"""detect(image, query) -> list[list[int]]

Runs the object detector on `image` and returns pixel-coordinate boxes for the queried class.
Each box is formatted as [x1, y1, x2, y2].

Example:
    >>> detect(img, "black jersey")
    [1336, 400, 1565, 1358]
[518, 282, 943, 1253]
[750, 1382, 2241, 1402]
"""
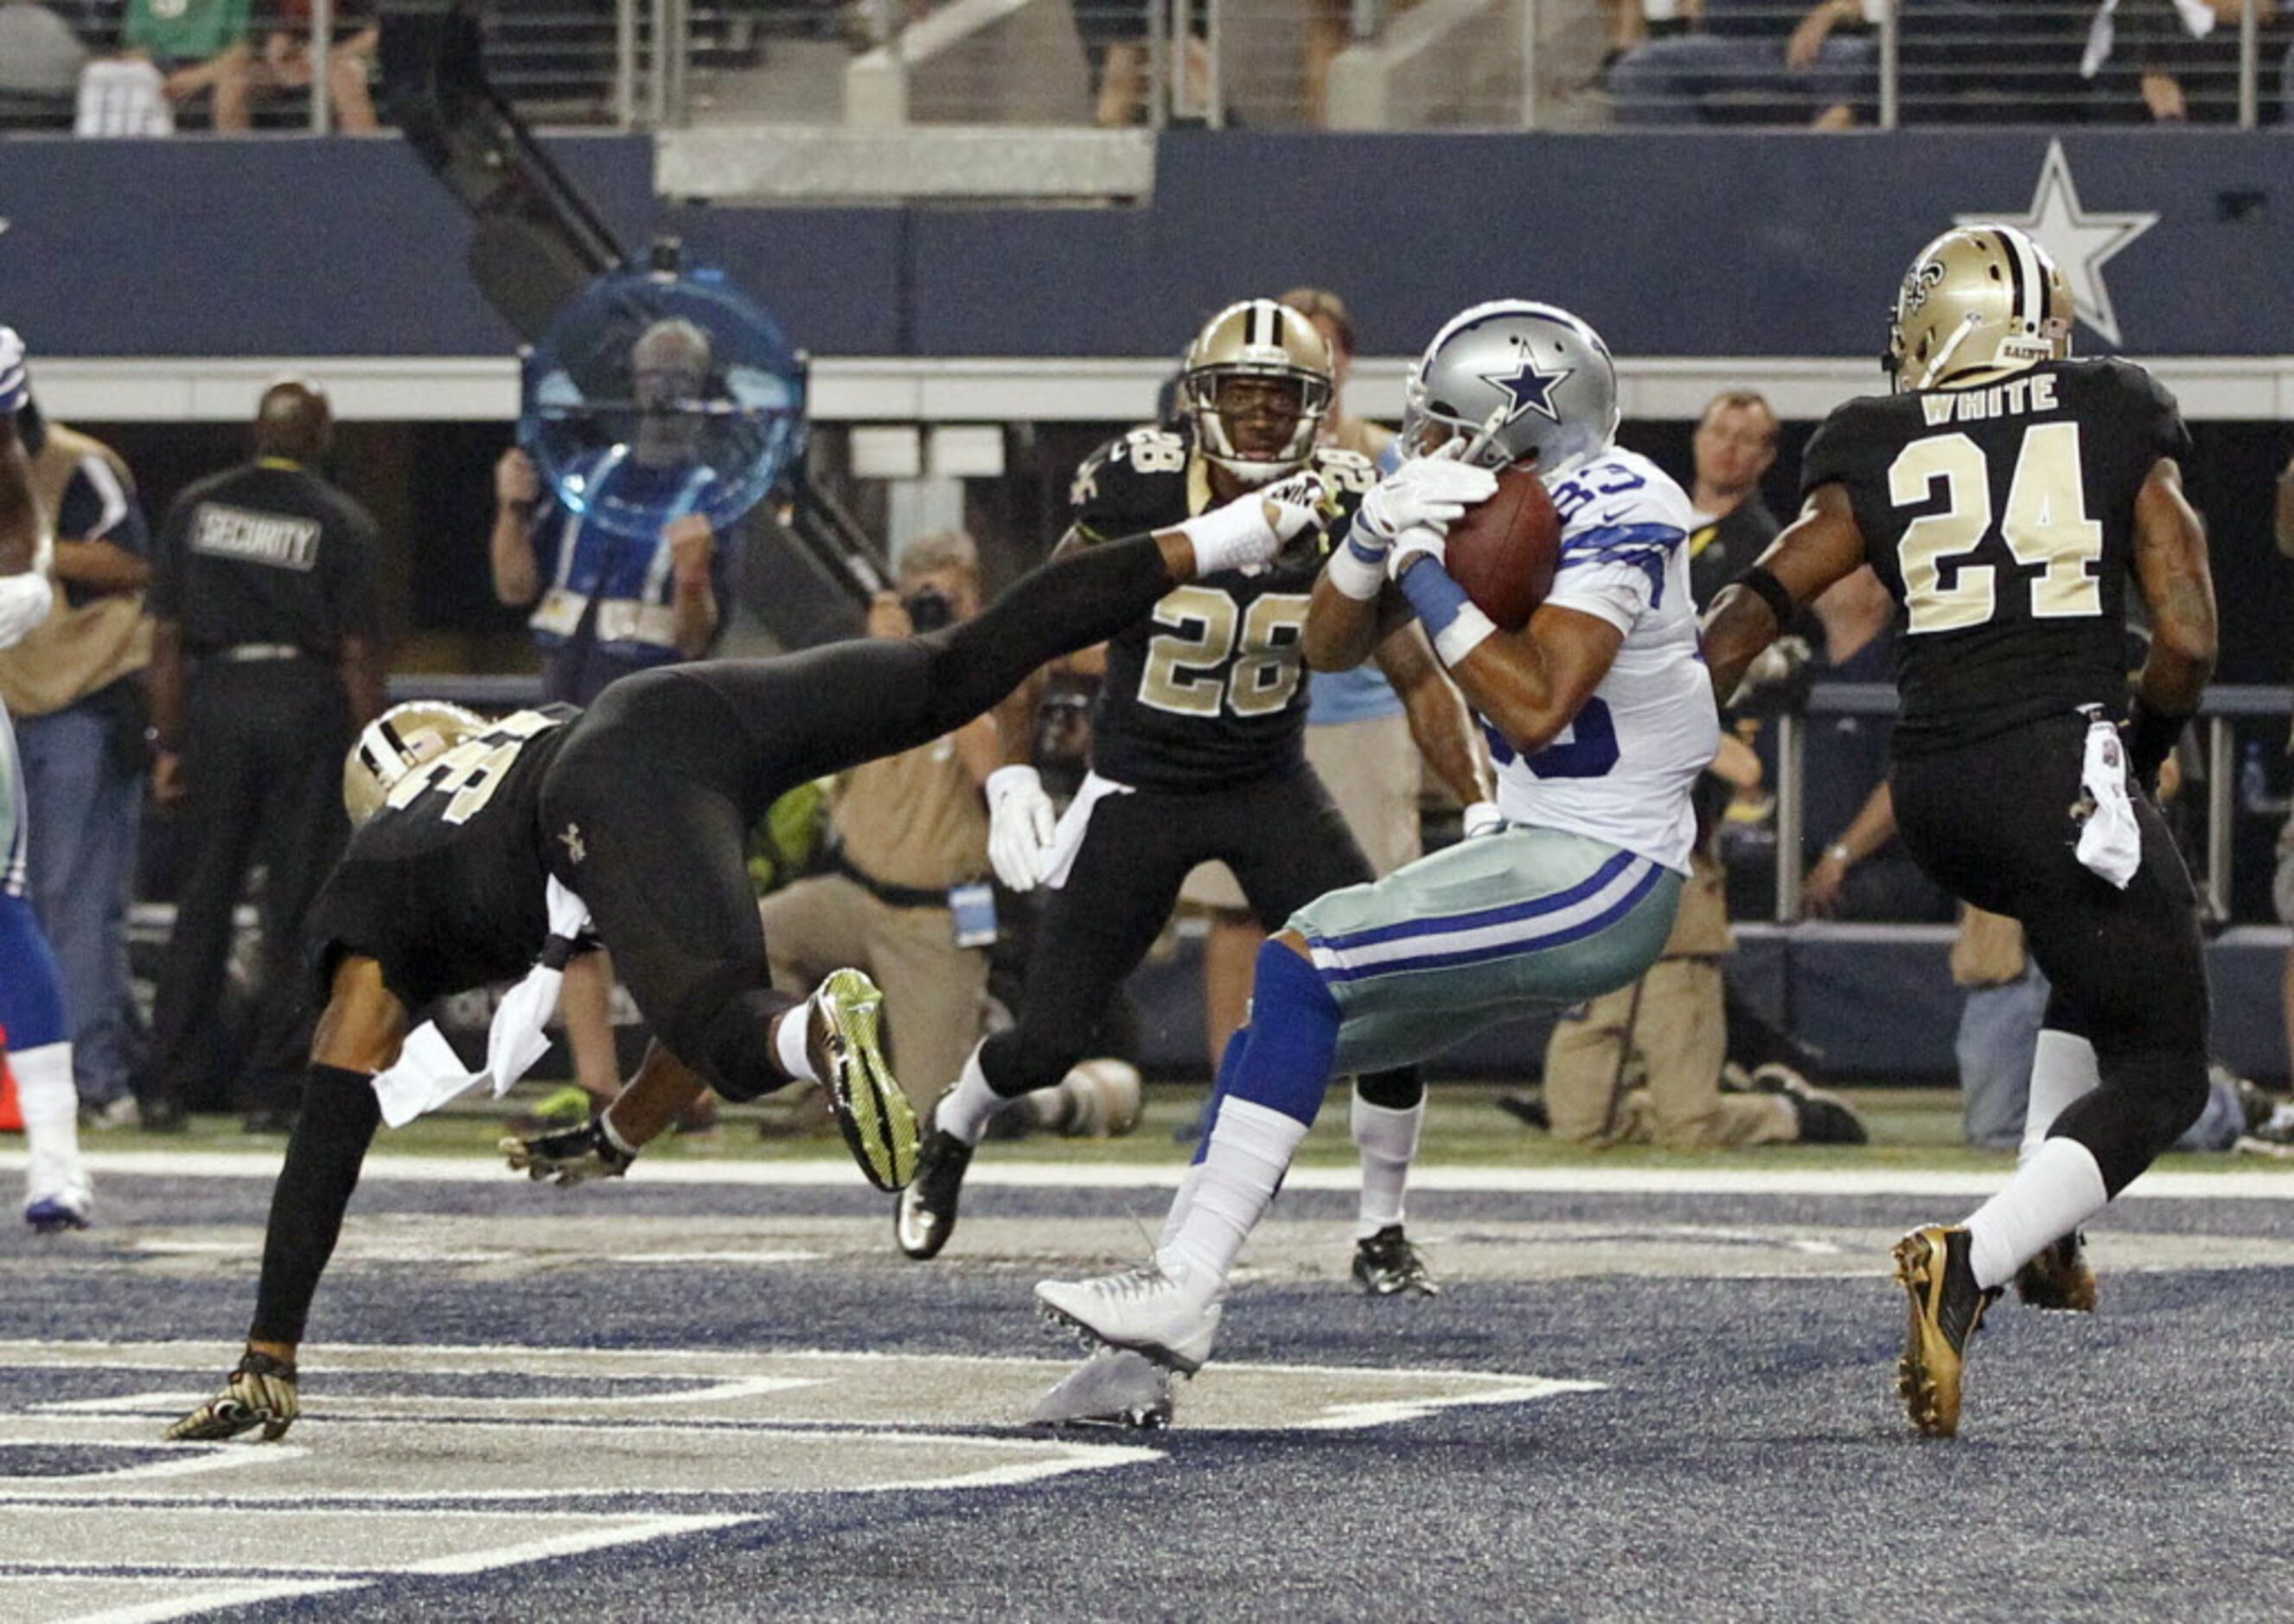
[308, 705, 578, 1009]
[1801, 358, 2190, 756]
[150, 459, 380, 660]
[1066, 422, 1376, 791]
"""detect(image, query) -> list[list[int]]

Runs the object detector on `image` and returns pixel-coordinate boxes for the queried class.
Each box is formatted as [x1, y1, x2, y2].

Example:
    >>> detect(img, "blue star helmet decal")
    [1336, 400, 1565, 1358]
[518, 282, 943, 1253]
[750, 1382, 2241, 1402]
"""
[1482, 346, 1573, 426]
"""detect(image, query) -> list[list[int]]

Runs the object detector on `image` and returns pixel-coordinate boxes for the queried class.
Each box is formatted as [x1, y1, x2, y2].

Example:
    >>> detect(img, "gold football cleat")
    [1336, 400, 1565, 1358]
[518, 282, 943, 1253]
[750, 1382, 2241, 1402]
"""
[1893, 1224, 1999, 1440]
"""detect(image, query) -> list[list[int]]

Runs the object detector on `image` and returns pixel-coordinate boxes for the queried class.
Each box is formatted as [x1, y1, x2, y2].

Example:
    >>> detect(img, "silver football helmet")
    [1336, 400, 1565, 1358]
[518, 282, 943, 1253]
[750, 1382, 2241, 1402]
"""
[342, 701, 486, 826]
[1400, 301, 1620, 479]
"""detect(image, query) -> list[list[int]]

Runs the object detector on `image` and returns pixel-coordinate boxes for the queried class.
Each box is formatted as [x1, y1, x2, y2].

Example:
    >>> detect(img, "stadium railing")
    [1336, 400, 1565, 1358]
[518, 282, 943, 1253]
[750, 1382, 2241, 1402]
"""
[18, 0, 2279, 136]
[1768, 681, 2289, 923]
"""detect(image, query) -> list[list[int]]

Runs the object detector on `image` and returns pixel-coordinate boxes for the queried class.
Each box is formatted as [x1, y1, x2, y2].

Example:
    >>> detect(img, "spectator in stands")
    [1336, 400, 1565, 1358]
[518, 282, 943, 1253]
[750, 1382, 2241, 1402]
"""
[1077, 0, 1212, 125]
[2078, 0, 2284, 122]
[1608, 0, 1877, 126]
[0, 0, 88, 129]
[140, 380, 384, 1134]
[489, 317, 740, 1127]
[757, 530, 997, 1120]
[242, 0, 380, 132]
[123, 0, 255, 130]
[0, 393, 152, 1126]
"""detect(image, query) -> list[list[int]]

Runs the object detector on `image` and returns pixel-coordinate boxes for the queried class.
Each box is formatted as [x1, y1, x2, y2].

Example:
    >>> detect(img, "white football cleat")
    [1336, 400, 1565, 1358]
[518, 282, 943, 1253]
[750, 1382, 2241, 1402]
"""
[1035, 1258, 1224, 1375]
[24, 1180, 92, 1234]
[1029, 1347, 1175, 1429]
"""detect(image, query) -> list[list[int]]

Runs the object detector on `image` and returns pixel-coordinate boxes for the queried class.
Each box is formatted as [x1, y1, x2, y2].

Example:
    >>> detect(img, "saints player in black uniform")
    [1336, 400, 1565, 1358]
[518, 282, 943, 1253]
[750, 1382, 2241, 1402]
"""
[160, 487, 1323, 1443]
[898, 299, 1490, 1298]
[1701, 224, 2217, 1439]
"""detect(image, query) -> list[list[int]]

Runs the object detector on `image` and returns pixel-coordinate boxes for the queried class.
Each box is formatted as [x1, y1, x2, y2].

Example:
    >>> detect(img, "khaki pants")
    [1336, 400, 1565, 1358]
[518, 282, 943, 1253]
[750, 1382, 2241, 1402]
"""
[758, 873, 988, 1112]
[1542, 958, 1796, 1148]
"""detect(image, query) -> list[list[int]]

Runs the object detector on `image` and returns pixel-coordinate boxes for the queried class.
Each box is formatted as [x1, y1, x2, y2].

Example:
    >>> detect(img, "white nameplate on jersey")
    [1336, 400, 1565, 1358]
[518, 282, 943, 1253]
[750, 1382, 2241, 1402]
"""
[949, 882, 997, 949]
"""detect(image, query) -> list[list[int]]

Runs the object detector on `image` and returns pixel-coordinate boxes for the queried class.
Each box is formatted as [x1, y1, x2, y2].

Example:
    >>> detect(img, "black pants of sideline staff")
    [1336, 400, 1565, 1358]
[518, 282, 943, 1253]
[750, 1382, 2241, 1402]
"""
[142, 658, 352, 1125]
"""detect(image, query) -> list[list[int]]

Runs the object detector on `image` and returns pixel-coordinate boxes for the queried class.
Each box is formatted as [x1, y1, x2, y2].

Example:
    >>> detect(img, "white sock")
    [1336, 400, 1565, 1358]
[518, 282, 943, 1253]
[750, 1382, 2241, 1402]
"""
[1158, 1097, 1307, 1284]
[1160, 1161, 1208, 1252]
[1350, 1091, 1422, 1240]
[16, 1042, 84, 1201]
[2020, 1028, 2100, 1167]
[934, 1043, 1007, 1147]
[1964, 1135, 2109, 1291]
[772, 1002, 815, 1085]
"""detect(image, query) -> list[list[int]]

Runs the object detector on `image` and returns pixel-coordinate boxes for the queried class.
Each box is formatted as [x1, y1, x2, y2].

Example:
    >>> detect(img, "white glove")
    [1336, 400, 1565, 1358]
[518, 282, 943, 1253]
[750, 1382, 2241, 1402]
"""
[1356, 448, 1497, 547]
[1179, 471, 1327, 578]
[0, 570, 53, 650]
[986, 764, 1060, 892]
[1385, 524, 1448, 584]
[1462, 800, 1506, 838]
[0, 327, 25, 416]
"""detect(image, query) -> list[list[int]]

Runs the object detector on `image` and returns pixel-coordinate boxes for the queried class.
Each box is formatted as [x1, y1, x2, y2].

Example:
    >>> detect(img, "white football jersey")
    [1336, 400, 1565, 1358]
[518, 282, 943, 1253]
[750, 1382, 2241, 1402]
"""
[1488, 447, 1718, 873]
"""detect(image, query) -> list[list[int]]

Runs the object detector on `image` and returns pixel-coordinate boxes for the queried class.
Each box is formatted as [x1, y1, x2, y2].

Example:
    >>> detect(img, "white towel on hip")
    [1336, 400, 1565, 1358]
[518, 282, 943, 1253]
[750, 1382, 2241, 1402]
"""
[369, 877, 596, 1128]
[1040, 771, 1137, 891]
[2074, 715, 2143, 890]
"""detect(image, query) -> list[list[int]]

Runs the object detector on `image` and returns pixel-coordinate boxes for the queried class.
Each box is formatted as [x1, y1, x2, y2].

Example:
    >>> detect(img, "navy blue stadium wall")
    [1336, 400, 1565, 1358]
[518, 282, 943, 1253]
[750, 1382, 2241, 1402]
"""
[1, 131, 2289, 358]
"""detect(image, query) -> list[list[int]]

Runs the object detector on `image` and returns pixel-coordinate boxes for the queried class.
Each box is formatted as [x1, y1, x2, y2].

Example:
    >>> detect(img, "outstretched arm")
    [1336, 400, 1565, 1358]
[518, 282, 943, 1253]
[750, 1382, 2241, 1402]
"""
[1700, 483, 1869, 710]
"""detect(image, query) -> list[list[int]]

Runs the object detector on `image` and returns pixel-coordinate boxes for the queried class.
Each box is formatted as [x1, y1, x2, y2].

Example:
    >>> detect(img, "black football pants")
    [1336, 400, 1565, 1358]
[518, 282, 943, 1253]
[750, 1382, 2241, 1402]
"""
[145, 660, 351, 1116]
[1893, 712, 2210, 1196]
[539, 531, 1178, 1102]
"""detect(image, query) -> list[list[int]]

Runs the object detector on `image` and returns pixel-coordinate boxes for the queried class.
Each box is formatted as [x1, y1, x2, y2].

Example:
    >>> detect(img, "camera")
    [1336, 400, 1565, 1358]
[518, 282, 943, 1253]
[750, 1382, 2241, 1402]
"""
[902, 585, 955, 632]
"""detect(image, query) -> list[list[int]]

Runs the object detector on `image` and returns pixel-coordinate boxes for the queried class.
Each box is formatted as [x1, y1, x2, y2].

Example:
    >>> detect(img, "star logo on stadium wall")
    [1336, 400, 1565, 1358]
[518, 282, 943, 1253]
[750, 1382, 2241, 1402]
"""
[1955, 138, 2156, 348]
[1484, 354, 1572, 425]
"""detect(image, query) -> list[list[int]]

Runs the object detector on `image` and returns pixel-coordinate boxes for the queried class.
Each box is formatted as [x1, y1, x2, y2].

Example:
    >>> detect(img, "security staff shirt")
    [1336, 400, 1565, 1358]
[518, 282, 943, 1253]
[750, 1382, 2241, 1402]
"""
[150, 457, 380, 659]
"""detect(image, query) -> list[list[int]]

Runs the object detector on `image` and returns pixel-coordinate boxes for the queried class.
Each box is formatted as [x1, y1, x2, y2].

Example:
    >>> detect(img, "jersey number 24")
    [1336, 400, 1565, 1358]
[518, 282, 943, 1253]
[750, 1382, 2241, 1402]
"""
[1888, 422, 2103, 635]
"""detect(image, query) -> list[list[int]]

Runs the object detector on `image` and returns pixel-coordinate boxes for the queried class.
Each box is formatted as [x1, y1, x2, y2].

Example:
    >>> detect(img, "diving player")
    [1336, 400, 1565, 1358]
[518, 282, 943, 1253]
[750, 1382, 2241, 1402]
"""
[1700, 224, 2215, 1438]
[0, 326, 92, 1234]
[898, 299, 1491, 1297]
[1032, 301, 1719, 1391]
[160, 473, 1326, 1443]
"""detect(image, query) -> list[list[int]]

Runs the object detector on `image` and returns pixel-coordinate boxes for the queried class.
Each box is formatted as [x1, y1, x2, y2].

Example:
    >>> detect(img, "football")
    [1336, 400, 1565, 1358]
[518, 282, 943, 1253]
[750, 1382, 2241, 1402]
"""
[1441, 464, 1562, 633]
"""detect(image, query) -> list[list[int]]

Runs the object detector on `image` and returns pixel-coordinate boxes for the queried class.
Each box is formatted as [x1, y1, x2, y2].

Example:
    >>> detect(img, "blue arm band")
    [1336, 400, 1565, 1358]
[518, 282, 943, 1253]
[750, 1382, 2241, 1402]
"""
[1396, 557, 1497, 666]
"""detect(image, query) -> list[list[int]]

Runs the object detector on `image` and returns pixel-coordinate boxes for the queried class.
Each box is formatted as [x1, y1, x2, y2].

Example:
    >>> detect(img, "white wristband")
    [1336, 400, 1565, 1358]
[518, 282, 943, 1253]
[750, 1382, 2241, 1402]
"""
[1326, 545, 1384, 601]
[1175, 502, 1273, 578]
[1431, 604, 1498, 668]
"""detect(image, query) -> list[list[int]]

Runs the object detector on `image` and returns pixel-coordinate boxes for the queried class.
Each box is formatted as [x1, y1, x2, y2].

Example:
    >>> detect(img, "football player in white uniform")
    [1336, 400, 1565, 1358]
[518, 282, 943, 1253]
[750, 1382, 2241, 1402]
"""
[1035, 302, 1719, 1391]
[0, 325, 93, 1232]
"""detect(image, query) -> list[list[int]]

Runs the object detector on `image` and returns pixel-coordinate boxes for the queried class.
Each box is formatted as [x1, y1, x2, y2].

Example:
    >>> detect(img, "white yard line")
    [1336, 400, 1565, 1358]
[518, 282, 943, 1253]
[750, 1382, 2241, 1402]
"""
[6, 1148, 2293, 1201]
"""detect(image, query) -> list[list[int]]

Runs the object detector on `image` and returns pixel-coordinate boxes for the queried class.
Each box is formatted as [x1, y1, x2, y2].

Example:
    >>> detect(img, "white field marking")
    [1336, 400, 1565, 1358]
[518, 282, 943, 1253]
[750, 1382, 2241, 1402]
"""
[0, 1438, 311, 1489]
[0, 1343, 1597, 1442]
[1291, 1377, 1605, 1432]
[393, 1512, 751, 1576]
[14, 1148, 2294, 1201]
[0, 1510, 752, 1576]
[121, 1240, 821, 1268]
[0, 1418, 1162, 1505]
[7, 1577, 365, 1624]
[41, 1372, 821, 1417]
[602, 1250, 821, 1265]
